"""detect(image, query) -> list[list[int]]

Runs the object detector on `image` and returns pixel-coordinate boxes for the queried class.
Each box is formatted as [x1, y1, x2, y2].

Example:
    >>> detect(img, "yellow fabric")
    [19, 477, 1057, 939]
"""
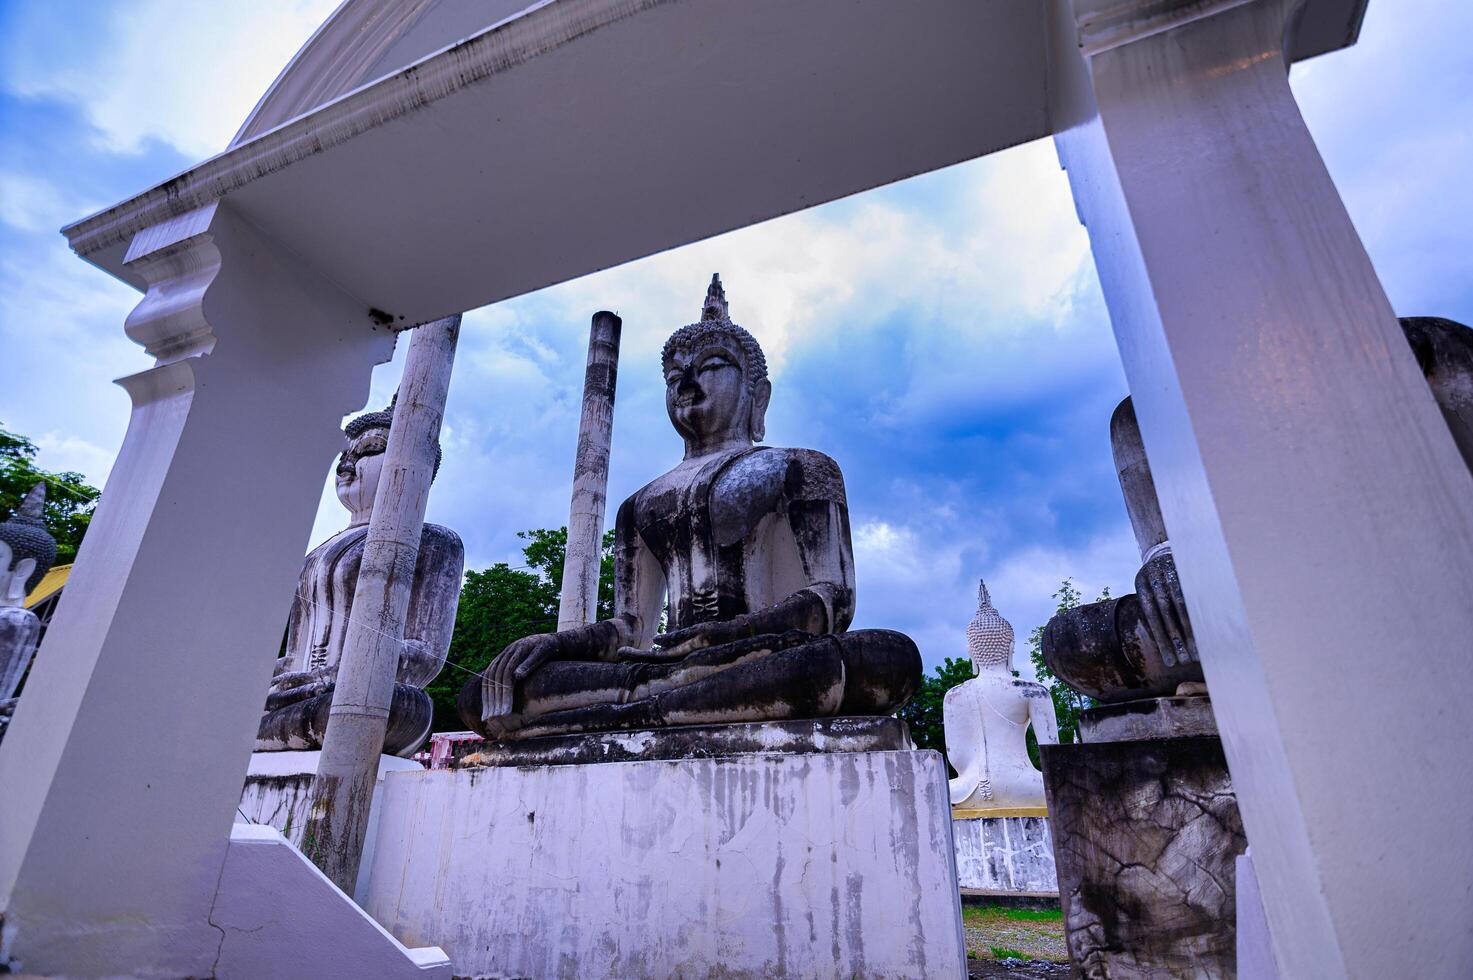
[951, 805, 1049, 820]
[23, 563, 70, 609]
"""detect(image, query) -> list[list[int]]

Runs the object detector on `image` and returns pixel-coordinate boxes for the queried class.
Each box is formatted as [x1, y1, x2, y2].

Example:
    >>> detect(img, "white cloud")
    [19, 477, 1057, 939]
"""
[1289, 0, 1473, 318]
[31, 433, 117, 486]
[2, 0, 337, 157]
[0, 173, 73, 232]
[847, 515, 1140, 680]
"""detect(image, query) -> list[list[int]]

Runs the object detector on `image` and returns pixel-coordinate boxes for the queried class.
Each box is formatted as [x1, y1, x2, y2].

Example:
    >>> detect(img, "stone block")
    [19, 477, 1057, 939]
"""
[1079, 695, 1218, 743]
[363, 747, 966, 978]
[951, 815, 1058, 895]
[452, 715, 910, 768]
[1041, 736, 1245, 978]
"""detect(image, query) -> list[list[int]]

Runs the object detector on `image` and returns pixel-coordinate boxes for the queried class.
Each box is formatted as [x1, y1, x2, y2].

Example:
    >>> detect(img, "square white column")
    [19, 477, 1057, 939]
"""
[1051, 1, 1473, 976]
[0, 203, 394, 976]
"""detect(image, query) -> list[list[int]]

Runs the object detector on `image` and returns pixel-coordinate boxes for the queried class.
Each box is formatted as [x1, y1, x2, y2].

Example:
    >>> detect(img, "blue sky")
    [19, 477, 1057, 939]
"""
[1, 1, 1470, 674]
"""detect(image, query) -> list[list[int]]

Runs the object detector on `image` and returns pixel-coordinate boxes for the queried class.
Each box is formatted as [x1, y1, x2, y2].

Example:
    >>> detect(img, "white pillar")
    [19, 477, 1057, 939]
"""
[557, 311, 621, 631]
[0, 202, 393, 976]
[304, 315, 459, 895]
[1050, 2, 1473, 977]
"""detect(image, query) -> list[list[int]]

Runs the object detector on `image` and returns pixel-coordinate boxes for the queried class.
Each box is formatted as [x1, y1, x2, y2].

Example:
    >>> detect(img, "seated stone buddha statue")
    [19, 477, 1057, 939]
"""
[458, 276, 921, 740]
[257, 401, 464, 756]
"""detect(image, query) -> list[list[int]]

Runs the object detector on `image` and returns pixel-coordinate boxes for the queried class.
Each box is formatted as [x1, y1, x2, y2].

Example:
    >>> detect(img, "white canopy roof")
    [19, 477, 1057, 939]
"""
[63, 0, 1366, 327]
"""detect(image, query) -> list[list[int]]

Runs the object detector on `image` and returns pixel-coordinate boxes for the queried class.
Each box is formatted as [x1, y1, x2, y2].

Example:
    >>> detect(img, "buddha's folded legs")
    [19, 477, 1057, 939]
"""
[833, 628, 924, 714]
[255, 683, 433, 757]
[457, 628, 921, 740]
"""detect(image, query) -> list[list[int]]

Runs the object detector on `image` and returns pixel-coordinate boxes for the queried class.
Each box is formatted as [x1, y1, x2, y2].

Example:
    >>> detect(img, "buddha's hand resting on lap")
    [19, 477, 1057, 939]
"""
[483, 633, 562, 719]
[1134, 547, 1197, 667]
[652, 617, 755, 659]
[265, 663, 337, 710]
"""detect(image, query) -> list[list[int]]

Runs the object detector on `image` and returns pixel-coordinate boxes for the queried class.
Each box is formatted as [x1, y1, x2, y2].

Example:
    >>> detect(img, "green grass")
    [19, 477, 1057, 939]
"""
[963, 904, 1063, 924]
[961, 902, 1070, 964]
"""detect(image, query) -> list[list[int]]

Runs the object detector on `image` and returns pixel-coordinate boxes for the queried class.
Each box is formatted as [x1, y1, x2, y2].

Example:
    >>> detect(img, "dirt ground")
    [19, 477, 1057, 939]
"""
[962, 904, 1072, 979]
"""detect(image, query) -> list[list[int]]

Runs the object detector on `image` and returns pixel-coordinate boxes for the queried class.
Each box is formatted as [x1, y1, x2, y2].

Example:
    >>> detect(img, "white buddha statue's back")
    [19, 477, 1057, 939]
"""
[943, 580, 1058, 810]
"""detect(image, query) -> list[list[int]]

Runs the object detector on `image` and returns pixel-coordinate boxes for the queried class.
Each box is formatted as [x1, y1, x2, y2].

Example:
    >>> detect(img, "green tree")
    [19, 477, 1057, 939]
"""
[1, 425, 101, 565]
[1027, 578, 1104, 747]
[425, 527, 615, 732]
[896, 656, 977, 776]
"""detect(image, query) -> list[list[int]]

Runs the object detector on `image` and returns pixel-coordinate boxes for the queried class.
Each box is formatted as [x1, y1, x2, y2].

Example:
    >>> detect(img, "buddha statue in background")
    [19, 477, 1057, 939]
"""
[1400, 316, 1473, 470]
[257, 401, 464, 756]
[1041, 397, 1205, 703]
[0, 483, 55, 741]
[944, 580, 1058, 810]
[458, 275, 921, 740]
[1045, 315, 1473, 704]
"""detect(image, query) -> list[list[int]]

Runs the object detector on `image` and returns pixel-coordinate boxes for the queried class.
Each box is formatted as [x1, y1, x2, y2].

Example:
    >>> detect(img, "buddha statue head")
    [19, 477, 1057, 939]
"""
[336, 396, 442, 526]
[0, 483, 55, 598]
[966, 580, 1015, 675]
[661, 274, 772, 455]
[1400, 316, 1473, 471]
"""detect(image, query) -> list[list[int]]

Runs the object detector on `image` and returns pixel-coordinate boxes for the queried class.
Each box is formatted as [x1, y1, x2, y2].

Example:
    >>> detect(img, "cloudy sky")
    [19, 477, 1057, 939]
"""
[1, 1, 1470, 675]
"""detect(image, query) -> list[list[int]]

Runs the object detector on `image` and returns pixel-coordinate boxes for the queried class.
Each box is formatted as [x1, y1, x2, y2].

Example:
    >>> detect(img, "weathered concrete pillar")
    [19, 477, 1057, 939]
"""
[1050, 2, 1473, 976]
[557, 311, 621, 631]
[0, 202, 393, 976]
[303, 315, 460, 895]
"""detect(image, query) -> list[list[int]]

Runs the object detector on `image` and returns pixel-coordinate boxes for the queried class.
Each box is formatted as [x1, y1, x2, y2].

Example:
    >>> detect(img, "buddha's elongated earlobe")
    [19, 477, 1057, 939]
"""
[749, 378, 772, 442]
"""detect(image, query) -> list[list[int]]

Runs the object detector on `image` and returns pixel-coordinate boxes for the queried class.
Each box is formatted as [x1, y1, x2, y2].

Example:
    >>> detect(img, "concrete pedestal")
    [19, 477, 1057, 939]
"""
[951, 813, 1057, 896]
[1041, 719, 1245, 978]
[237, 751, 421, 905]
[362, 745, 965, 978]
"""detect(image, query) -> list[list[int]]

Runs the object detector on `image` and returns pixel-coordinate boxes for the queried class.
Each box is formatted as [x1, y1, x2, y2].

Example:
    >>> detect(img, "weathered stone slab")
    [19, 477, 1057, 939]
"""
[364, 748, 965, 978]
[453, 715, 911, 768]
[1079, 695, 1217, 743]
[1041, 737, 1245, 978]
[952, 815, 1058, 895]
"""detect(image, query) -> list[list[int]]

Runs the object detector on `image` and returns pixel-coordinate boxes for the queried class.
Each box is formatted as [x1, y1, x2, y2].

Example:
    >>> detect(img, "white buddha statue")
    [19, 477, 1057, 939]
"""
[0, 483, 54, 741]
[943, 580, 1058, 810]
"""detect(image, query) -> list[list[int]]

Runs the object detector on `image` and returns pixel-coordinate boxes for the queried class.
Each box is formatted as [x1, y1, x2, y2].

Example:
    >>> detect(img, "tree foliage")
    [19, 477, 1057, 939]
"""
[425, 527, 615, 732]
[1027, 578, 1103, 746]
[896, 655, 976, 776]
[1, 425, 101, 565]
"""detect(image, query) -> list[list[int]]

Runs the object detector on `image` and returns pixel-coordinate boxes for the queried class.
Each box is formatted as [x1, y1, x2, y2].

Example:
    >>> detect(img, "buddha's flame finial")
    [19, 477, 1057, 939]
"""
[701, 273, 729, 321]
[19, 482, 45, 520]
[978, 578, 992, 609]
